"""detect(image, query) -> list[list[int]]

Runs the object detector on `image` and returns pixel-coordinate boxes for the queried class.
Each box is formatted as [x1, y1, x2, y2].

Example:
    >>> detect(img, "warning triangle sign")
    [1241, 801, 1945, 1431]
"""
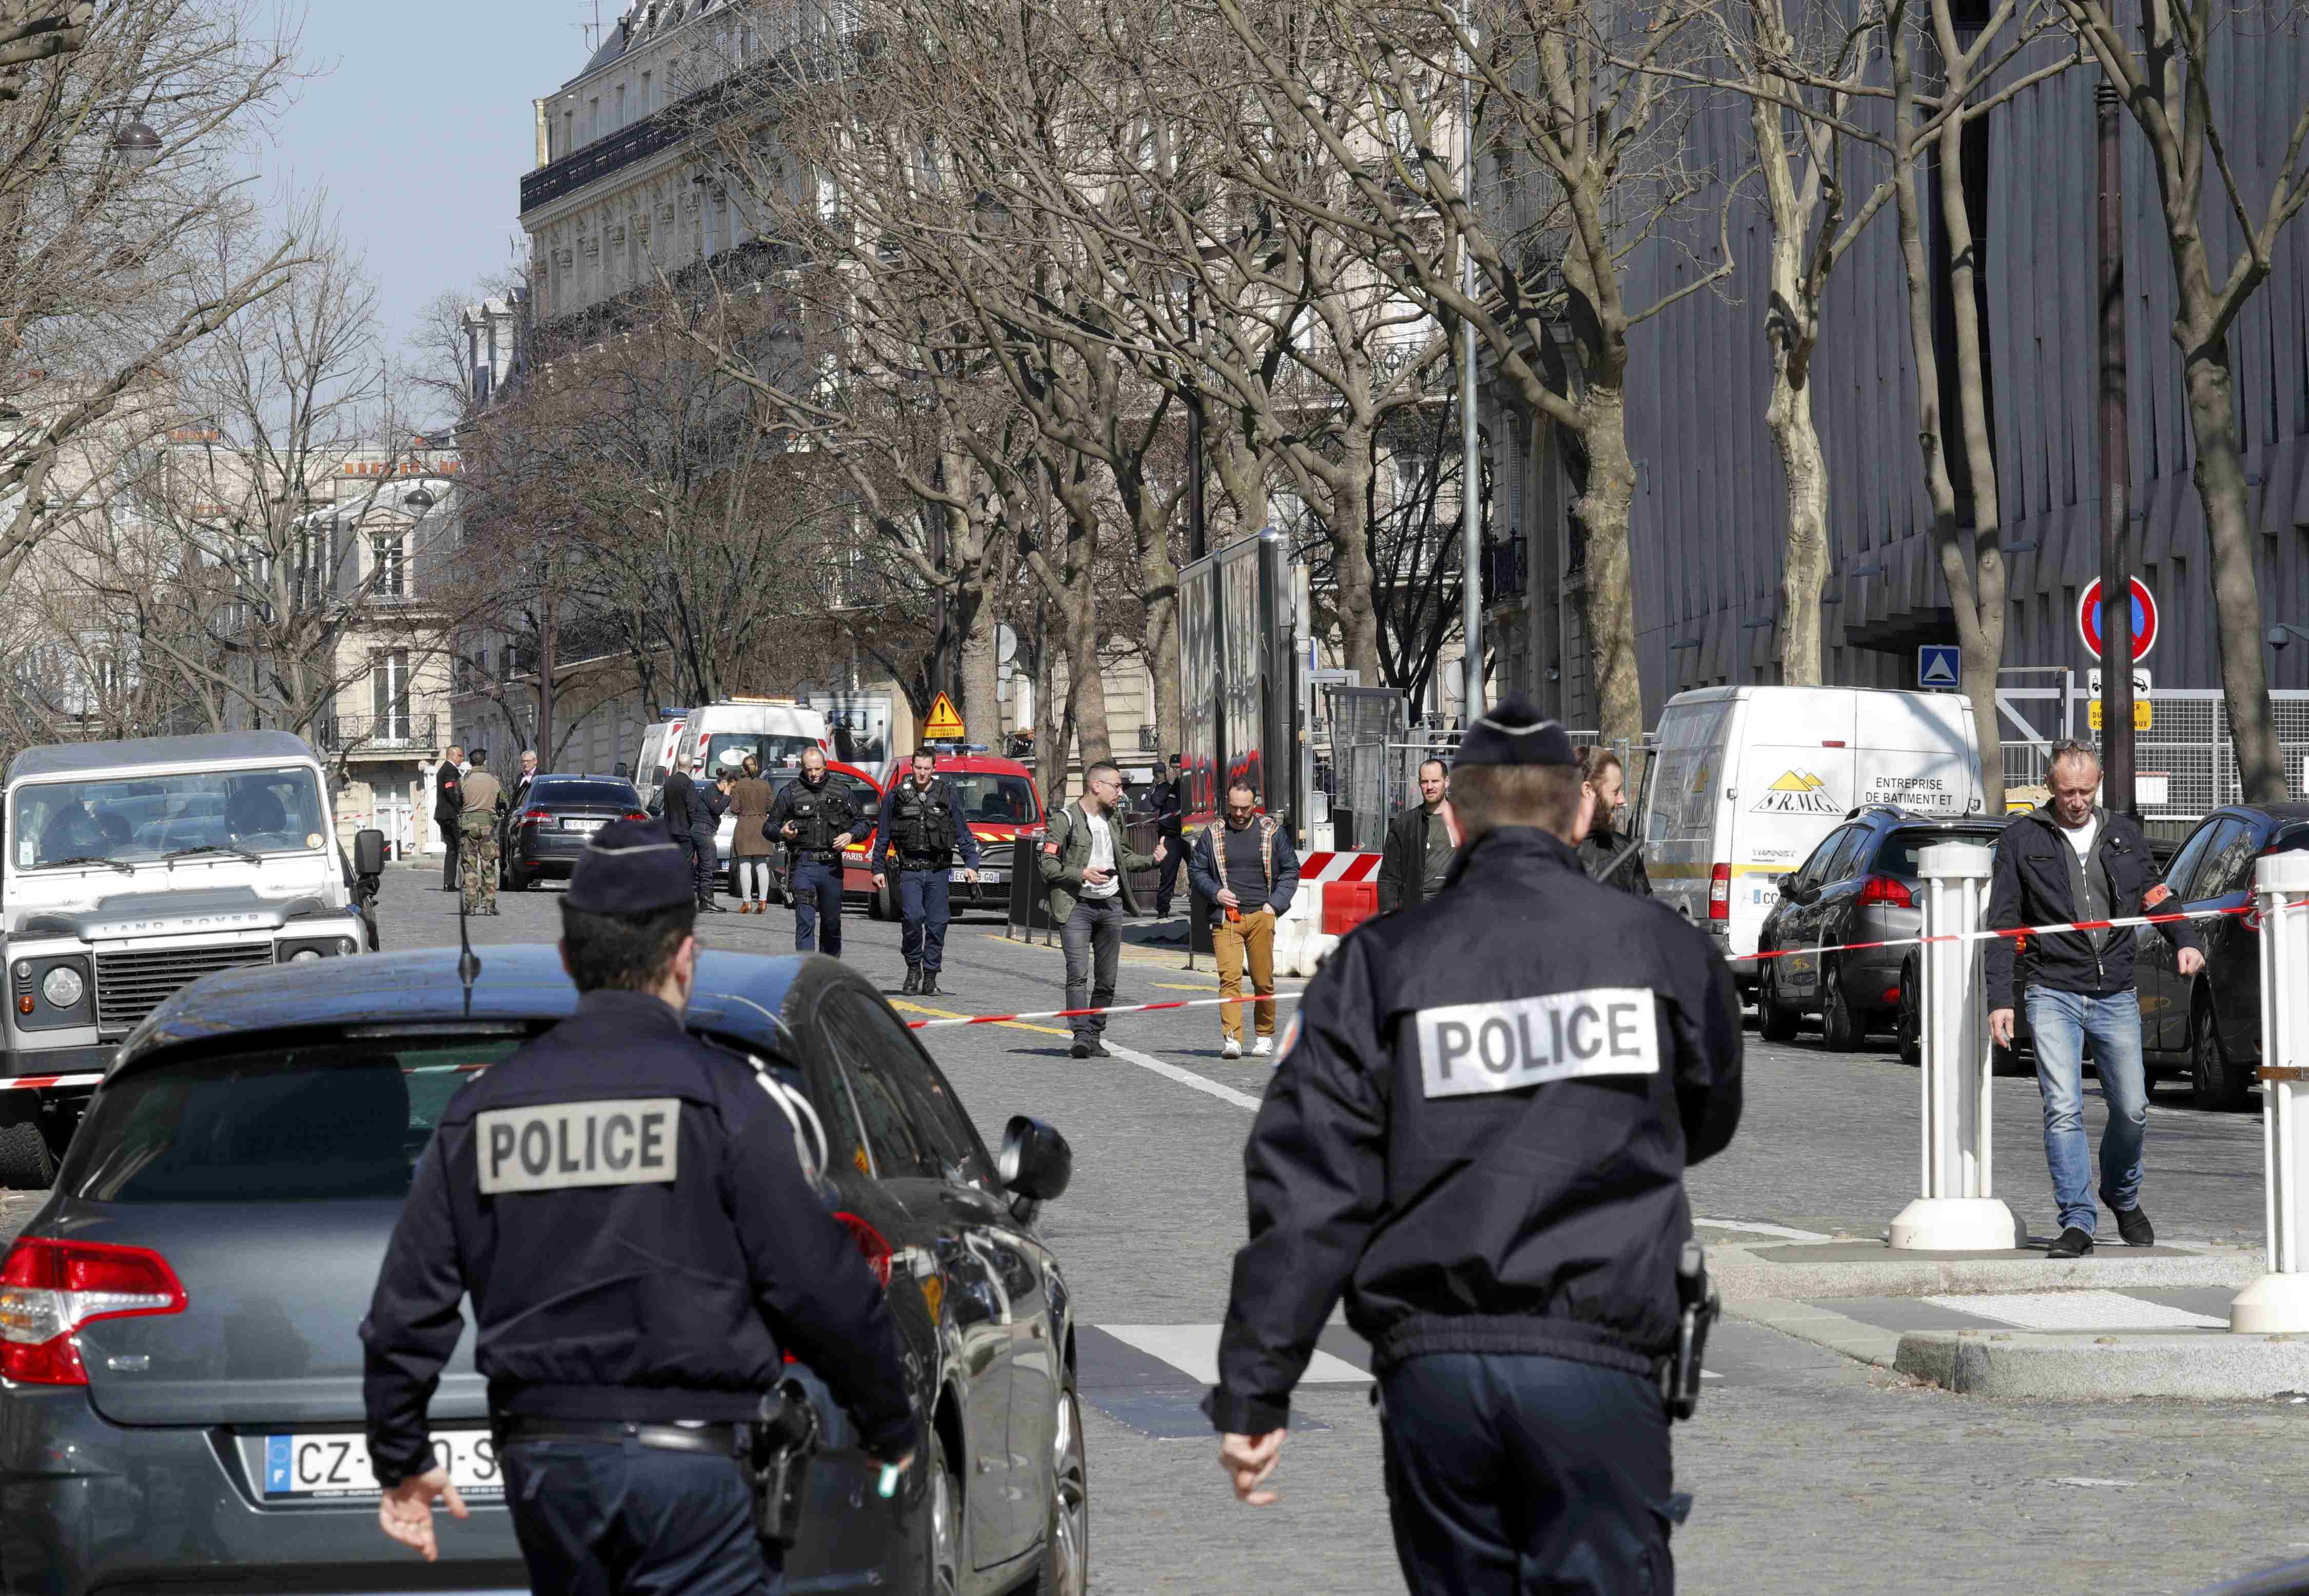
[1920, 647, 1959, 685]
[923, 692, 966, 740]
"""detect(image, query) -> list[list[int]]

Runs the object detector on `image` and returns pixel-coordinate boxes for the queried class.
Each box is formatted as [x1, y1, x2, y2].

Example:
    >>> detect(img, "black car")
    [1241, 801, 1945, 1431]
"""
[497, 774, 649, 890]
[0, 947, 1088, 1596]
[2134, 803, 2309, 1108]
[1756, 806, 2010, 1051]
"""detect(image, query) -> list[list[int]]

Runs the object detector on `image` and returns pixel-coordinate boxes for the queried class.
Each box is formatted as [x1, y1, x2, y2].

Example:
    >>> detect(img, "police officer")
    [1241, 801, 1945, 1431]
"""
[873, 749, 981, 997]
[1205, 700, 1743, 1595]
[361, 820, 917, 1592]
[769, 746, 859, 957]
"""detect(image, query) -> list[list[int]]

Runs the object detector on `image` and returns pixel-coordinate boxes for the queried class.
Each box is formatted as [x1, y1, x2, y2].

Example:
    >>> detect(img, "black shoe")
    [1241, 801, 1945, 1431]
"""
[902, 967, 921, 996]
[921, 974, 941, 997]
[2047, 1226, 2095, 1259]
[1070, 1040, 1092, 1059]
[2112, 1205, 2156, 1247]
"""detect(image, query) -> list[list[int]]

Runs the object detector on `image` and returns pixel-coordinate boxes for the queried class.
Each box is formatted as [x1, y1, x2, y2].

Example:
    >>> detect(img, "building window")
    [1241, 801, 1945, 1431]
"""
[640, 72, 652, 113]
[371, 648, 410, 742]
[373, 531, 405, 597]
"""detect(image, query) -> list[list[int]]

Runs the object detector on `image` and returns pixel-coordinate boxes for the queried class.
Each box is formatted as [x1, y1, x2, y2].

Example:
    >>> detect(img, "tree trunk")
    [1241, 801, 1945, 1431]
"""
[1766, 359, 1830, 686]
[1327, 434, 1383, 684]
[961, 604, 1001, 746]
[1063, 587, 1111, 771]
[2183, 342, 2285, 801]
[1934, 113, 2008, 816]
[1578, 386, 1644, 755]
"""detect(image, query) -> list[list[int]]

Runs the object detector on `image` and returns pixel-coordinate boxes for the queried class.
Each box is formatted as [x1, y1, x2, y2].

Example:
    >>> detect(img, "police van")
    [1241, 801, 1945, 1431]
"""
[1641, 686, 1985, 984]
[633, 699, 831, 852]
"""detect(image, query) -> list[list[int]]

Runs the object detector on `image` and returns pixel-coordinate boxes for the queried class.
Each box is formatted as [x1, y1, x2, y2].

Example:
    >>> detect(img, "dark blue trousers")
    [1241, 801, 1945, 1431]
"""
[791, 858, 843, 957]
[502, 1437, 780, 1596]
[1379, 1353, 1678, 1596]
[898, 866, 951, 972]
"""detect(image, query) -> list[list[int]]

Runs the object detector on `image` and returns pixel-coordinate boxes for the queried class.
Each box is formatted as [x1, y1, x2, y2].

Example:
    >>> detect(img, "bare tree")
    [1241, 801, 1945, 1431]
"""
[1211, 0, 1732, 754]
[0, 1, 305, 589]
[2058, 0, 2309, 801]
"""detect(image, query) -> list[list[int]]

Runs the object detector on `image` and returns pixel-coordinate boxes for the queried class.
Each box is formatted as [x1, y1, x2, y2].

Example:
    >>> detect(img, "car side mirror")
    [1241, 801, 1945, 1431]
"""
[1000, 1114, 1072, 1204]
[1779, 879, 1806, 903]
[353, 827, 386, 877]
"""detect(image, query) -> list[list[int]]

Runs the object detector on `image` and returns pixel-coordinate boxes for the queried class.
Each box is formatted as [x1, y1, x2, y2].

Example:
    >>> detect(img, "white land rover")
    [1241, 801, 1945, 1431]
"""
[0, 730, 384, 1186]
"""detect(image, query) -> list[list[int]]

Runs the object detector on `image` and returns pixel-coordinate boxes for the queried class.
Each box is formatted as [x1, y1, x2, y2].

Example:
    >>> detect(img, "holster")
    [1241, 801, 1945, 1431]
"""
[1659, 1238, 1719, 1423]
[748, 1384, 820, 1549]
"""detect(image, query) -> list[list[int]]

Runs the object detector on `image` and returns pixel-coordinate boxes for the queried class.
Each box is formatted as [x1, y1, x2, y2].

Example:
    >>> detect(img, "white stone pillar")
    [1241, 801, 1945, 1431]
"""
[2231, 853, 2309, 1331]
[1890, 842, 2022, 1250]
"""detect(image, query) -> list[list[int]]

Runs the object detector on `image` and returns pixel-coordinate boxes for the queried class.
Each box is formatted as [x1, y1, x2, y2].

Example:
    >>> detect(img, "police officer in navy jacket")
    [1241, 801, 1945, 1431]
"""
[1206, 701, 1743, 1596]
[361, 820, 916, 1593]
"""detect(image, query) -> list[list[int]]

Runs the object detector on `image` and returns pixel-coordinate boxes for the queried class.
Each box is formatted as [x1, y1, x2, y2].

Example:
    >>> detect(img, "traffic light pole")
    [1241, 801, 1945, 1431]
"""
[2097, 77, 2136, 815]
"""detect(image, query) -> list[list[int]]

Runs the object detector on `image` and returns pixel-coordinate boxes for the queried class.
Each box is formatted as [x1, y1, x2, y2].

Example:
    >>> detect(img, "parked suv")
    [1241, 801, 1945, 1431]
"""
[1756, 806, 2009, 1050]
[2135, 803, 2309, 1108]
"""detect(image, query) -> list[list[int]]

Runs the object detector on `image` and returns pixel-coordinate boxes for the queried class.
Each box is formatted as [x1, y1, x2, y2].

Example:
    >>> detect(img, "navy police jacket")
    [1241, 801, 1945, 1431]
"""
[361, 989, 918, 1484]
[1207, 826, 1744, 1435]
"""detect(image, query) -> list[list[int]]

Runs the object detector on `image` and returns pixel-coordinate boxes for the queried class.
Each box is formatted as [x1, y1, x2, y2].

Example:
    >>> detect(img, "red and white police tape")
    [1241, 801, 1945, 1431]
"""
[898, 899, 2282, 1031]
[0, 902, 2283, 1067]
[0, 1071, 105, 1093]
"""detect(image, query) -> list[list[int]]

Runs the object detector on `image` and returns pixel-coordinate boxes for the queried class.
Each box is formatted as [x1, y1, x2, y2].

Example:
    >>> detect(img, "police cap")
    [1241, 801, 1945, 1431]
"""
[565, 819, 693, 913]
[1454, 698, 1578, 767]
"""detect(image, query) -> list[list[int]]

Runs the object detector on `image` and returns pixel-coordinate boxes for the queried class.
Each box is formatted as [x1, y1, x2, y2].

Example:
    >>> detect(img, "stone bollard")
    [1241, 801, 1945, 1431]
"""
[1889, 842, 2022, 1251]
[2230, 852, 2309, 1332]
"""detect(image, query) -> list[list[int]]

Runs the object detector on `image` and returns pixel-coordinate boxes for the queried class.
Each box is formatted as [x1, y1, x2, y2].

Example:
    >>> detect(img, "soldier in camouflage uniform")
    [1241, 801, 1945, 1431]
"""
[459, 747, 505, 915]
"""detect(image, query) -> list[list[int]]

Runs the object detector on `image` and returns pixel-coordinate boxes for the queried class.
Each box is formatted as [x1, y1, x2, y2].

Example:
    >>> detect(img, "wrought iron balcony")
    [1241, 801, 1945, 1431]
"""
[1481, 535, 1527, 605]
[318, 713, 439, 754]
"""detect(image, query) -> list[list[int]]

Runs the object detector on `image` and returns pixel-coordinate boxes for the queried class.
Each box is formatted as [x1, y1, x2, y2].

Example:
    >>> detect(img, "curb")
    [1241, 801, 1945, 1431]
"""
[1728, 1298, 1904, 1368]
[1708, 1240, 2264, 1305]
[1893, 1329, 2309, 1400]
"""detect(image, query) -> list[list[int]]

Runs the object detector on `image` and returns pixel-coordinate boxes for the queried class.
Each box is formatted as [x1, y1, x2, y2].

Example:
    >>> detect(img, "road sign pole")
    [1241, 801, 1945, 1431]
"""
[2097, 75, 2136, 817]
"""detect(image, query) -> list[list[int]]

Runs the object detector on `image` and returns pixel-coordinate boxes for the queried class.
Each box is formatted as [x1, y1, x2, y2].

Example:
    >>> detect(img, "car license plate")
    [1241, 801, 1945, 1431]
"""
[262, 1430, 502, 1500]
[563, 818, 605, 833]
[953, 868, 1005, 885]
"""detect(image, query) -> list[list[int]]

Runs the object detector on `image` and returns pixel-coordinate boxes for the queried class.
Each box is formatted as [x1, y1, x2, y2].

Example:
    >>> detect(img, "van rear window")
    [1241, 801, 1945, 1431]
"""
[61, 1039, 522, 1203]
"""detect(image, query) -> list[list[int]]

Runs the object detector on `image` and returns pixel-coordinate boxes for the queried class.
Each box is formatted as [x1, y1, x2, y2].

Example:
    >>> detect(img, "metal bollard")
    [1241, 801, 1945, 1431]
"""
[2230, 853, 2309, 1332]
[1889, 842, 2022, 1251]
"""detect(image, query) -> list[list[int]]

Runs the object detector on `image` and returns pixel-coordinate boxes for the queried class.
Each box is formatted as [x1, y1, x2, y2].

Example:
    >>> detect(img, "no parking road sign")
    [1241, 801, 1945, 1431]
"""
[2078, 577, 2158, 662]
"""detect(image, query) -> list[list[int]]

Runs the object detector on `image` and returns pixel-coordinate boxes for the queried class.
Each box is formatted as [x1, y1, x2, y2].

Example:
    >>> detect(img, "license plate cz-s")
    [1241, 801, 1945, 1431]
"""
[263, 1430, 503, 1499]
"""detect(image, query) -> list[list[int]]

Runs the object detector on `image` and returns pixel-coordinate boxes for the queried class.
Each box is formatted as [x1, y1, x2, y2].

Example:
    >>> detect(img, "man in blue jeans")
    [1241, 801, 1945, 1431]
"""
[1986, 742, 2205, 1258]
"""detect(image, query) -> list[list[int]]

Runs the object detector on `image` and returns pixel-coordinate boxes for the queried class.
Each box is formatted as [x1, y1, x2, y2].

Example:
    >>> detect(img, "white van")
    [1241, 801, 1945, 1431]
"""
[1641, 686, 1985, 981]
[633, 699, 832, 872]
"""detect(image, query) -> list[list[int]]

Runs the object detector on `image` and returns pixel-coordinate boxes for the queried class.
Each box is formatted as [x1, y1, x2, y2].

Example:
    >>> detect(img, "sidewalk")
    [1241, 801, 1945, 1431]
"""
[1705, 1226, 2309, 1400]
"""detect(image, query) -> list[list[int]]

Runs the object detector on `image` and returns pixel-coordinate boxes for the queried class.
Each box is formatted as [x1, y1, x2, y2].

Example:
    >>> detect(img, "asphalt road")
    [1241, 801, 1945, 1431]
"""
[13, 868, 2303, 1595]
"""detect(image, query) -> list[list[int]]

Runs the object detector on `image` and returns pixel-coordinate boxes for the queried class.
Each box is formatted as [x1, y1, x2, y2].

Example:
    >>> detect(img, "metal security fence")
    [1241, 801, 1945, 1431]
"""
[1994, 687, 2309, 821]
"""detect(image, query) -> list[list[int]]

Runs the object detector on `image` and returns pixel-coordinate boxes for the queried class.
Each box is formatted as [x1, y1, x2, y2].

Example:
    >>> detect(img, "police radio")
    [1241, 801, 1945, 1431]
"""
[1661, 1239, 1718, 1422]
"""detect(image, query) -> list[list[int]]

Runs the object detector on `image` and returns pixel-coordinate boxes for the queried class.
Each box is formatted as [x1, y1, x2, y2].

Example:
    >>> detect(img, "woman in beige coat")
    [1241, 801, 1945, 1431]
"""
[728, 755, 778, 912]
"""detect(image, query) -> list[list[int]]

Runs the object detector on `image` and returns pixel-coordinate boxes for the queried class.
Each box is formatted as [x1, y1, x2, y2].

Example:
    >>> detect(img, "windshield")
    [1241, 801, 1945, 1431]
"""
[10, 765, 330, 870]
[698, 733, 819, 777]
[62, 1037, 524, 1203]
[942, 774, 1040, 825]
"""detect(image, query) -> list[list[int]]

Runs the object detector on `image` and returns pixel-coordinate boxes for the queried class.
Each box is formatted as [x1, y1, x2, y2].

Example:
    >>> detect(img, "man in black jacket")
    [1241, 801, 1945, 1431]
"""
[433, 746, 464, 891]
[362, 821, 915, 1591]
[1987, 741, 2203, 1258]
[1375, 758, 1451, 914]
[1575, 746, 1651, 897]
[1207, 701, 1742, 1595]
[1149, 757, 1186, 915]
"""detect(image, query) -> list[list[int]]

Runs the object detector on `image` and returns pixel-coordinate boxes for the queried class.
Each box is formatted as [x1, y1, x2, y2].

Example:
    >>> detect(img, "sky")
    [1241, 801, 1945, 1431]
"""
[242, 3, 595, 374]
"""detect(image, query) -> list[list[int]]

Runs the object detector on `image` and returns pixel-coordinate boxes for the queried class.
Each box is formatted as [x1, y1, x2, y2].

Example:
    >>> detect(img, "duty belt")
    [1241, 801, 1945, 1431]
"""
[496, 1417, 741, 1455]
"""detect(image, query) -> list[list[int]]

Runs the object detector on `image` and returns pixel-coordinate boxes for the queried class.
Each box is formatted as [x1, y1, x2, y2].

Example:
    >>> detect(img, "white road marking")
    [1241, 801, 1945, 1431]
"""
[1100, 1038, 1266, 1112]
[1924, 1290, 2227, 1331]
[1694, 1218, 1835, 1243]
[1101, 1324, 1369, 1385]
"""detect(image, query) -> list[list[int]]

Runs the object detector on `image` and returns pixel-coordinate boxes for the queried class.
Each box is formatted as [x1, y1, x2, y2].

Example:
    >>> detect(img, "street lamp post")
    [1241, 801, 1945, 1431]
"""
[1457, 3, 1483, 723]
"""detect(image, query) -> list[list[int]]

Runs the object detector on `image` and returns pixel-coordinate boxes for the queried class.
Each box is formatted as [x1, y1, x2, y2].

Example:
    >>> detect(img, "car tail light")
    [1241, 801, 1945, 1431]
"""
[625, 810, 651, 821]
[0, 1238, 186, 1386]
[1708, 863, 1731, 920]
[1857, 875, 1914, 908]
[1883, 985, 1901, 1004]
[833, 1212, 893, 1289]
[520, 808, 552, 826]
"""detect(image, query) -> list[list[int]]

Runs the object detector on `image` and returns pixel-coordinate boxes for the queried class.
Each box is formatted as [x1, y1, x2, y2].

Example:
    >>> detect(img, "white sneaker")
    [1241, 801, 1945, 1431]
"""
[1251, 1036, 1273, 1057]
[1221, 1037, 1243, 1059]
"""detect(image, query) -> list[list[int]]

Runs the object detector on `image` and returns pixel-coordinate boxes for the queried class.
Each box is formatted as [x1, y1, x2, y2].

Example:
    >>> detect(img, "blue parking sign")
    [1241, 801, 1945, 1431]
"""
[1917, 644, 1961, 690]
